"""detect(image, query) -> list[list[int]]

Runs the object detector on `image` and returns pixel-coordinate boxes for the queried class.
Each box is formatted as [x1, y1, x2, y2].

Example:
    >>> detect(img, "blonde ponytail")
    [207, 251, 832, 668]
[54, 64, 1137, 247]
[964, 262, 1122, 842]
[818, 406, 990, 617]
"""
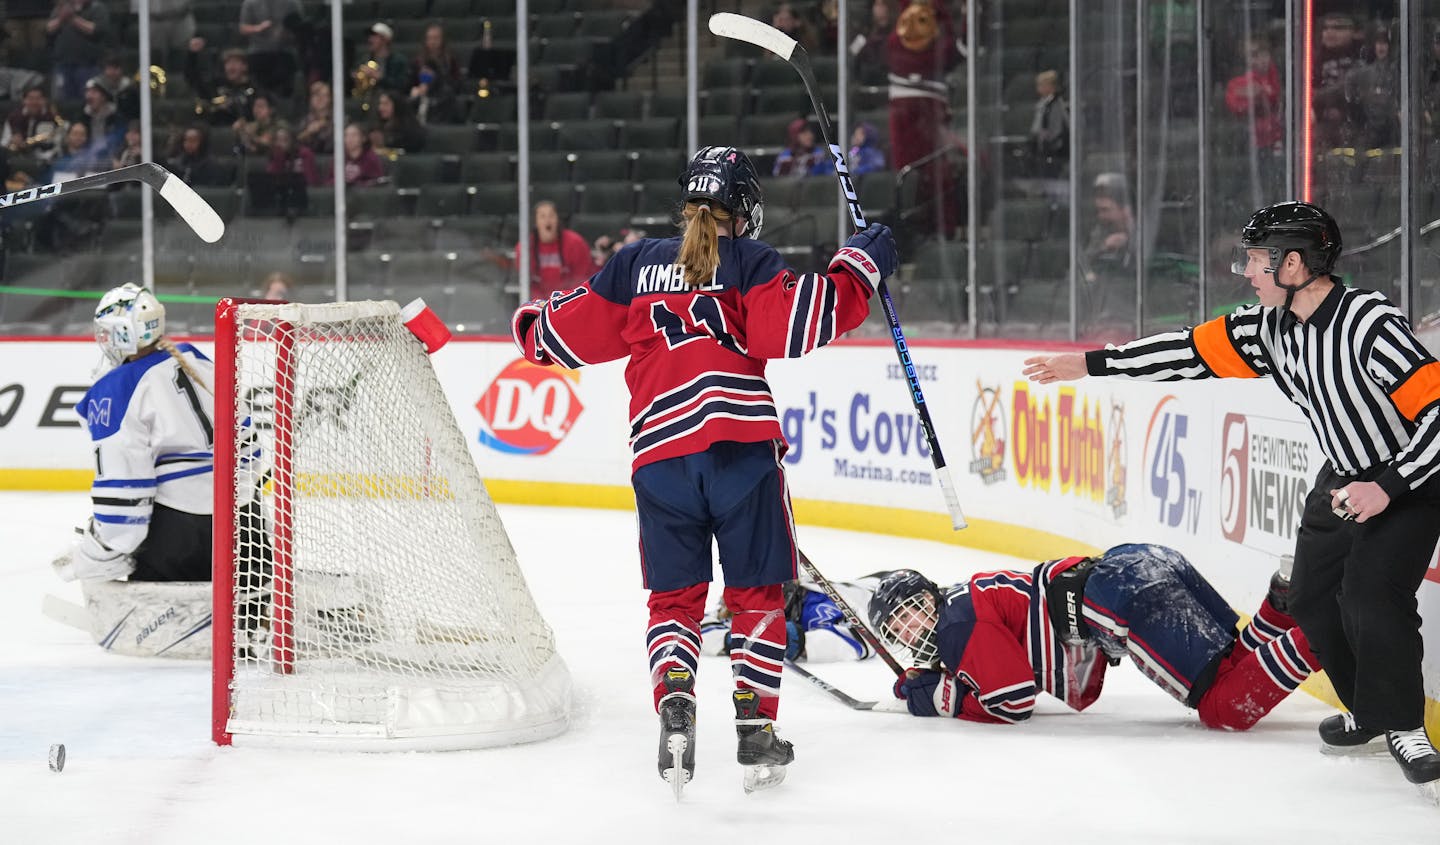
[678, 201, 732, 288]
[157, 337, 212, 395]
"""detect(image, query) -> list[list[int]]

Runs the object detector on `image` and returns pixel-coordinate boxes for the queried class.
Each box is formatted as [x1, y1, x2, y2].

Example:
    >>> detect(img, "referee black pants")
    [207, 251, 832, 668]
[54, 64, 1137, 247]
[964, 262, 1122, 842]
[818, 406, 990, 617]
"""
[1289, 463, 1440, 732]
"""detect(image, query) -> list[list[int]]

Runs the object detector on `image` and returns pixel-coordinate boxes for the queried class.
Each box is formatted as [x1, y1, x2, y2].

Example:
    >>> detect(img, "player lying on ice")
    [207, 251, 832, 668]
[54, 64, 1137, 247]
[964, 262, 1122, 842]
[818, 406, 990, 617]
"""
[701, 576, 881, 662]
[49, 283, 267, 658]
[868, 543, 1318, 730]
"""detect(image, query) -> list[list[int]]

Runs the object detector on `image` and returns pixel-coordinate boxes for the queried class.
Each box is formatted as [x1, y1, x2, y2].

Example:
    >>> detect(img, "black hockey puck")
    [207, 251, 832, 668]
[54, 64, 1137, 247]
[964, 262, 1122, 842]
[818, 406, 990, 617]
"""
[49, 743, 66, 772]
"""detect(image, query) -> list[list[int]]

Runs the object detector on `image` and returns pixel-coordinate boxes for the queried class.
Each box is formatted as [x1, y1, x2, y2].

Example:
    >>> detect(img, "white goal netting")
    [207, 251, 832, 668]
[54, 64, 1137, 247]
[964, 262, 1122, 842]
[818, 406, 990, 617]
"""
[214, 300, 571, 750]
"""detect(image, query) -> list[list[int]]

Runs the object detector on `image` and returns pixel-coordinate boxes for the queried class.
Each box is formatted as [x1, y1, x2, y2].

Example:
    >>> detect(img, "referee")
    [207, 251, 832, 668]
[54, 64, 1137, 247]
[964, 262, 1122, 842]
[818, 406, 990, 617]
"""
[1022, 201, 1440, 786]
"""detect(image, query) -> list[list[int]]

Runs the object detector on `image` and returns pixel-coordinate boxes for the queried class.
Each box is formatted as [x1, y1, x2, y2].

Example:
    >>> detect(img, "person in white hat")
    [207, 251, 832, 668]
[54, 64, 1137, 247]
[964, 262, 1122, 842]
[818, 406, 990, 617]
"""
[355, 21, 409, 97]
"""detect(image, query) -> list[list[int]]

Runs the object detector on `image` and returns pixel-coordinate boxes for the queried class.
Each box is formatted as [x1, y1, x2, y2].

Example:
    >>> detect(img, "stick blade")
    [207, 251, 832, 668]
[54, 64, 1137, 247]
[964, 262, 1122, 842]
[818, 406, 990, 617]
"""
[157, 172, 225, 243]
[708, 12, 797, 60]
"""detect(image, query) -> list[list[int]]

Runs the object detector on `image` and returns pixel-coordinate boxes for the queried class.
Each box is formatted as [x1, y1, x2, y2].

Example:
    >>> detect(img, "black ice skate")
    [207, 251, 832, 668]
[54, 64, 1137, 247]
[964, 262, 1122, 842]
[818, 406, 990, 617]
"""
[1266, 555, 1292, 614]
[1387, 729, 1440, 785]
[734, 688, 793, 794]
[657, 667, 696, 801]
[1319, 712, 1385, 756]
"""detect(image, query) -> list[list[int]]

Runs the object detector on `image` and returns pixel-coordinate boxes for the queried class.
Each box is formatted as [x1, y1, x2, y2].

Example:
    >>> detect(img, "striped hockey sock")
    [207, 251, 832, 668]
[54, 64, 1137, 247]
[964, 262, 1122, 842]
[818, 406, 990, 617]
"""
[725, 584, 786, 721]
[1236, 597, 1295, 655]
[646, 583, 707, 710]
[1197, 627, 1318, 730]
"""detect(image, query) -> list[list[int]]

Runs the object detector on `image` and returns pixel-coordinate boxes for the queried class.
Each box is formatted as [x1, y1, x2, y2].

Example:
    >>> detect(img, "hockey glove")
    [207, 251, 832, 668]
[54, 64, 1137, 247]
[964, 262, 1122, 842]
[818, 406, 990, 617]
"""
[784, 620, 805, 662]
[54, 522, 135, 582]
[829, 223, 898, 292]
[893, 669, 960, 718]
[510, 298, 548, 361]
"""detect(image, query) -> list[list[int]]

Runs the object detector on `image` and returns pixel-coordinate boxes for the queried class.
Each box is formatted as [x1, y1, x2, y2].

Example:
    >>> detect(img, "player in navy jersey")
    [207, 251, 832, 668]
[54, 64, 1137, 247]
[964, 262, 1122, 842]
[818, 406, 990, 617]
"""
[1023, 201, 1440, 785]
[511, 145, 897, 794]
[868, 544, 1317, 730]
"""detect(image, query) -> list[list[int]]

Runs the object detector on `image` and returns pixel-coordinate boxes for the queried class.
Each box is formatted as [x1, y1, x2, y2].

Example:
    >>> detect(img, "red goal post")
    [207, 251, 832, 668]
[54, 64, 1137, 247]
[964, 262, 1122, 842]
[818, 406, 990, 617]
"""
[211, 298, 572, 750]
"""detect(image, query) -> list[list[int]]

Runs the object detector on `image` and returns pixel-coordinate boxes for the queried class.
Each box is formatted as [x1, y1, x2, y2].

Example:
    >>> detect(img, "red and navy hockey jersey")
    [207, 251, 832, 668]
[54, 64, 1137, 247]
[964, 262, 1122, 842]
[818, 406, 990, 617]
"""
[934, 558, 1108, 724]
[513, 234, 875, 469]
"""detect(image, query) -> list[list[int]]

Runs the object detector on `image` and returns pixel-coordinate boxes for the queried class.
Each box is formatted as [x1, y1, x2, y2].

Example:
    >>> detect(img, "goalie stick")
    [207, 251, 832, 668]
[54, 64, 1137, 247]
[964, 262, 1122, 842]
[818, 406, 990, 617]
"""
[0, 162, 224, 243]
[708, 12, 967, 531]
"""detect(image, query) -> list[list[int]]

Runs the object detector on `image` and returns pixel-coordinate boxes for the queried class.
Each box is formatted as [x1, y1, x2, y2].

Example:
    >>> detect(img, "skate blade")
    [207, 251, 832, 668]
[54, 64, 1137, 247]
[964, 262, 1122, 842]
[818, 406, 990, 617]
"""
[662, 735, 691, 802]
[1418, 779, 1440, 806]
[1319, 739, 1388, 757]
[741, 763, 787, 794]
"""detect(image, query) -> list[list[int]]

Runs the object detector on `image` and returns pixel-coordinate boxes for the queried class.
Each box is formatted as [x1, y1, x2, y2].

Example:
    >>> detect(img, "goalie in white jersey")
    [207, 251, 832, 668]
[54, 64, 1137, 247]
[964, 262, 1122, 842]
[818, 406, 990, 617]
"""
[55, 283, 233, 584]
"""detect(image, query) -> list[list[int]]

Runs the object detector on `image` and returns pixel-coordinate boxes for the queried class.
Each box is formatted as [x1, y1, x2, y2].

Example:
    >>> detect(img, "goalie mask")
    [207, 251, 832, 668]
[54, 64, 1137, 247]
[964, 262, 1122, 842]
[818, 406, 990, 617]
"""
[679, 145, 765, 239]
[868, 569, 942, 666]
[95, 282, 165, 366]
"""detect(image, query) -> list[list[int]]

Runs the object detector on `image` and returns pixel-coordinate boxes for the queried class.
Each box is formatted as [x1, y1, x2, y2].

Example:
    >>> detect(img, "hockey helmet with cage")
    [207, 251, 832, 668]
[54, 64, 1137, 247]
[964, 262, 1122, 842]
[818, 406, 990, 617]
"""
[868, 569, 943, 666]
[94, 282, 165, 366]
[678, 146, 765, 238]
[1230, 201, 1343, 280]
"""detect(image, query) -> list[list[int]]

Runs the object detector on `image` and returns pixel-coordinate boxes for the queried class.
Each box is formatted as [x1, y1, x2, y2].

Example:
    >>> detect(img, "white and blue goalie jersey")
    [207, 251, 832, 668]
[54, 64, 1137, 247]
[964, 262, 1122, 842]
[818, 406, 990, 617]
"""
[78, 344, 217, 555]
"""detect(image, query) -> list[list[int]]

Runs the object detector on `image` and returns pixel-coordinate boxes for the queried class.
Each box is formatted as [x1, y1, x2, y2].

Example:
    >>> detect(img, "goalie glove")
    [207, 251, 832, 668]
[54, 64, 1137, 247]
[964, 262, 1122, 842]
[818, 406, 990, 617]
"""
[53, 522, 135, 583]
[892, 668, 960, 718]
[510, 298, 549, 362]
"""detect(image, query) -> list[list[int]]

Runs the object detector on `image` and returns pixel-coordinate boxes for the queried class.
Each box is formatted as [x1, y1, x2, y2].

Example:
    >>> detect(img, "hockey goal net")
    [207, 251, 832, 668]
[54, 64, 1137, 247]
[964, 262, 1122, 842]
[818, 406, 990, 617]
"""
[211, 299, 571, 750]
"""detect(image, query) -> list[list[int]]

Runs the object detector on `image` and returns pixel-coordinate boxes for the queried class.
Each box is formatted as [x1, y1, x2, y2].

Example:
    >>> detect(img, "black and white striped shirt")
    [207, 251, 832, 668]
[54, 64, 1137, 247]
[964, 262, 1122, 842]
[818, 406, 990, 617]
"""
[1084, 283, 1440, 499]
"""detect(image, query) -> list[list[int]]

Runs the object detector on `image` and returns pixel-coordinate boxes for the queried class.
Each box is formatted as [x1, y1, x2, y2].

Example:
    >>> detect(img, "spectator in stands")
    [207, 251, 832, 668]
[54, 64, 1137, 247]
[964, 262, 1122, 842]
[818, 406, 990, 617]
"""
[330, 122, 385, 187]
[235, 91, 287, 157]
[296, 79, 334, 154]
[1027, 70, 1068, 178]
[240, 0, 301, 99]
[816, 0, 841, 49]
[410, 22, 463, 125]
[1082, 172, 1133, 289]
[147, 0, 196, 75]
[771, 3, 820, 54]
[267, 125, 318, 187]
[366, 90, 426, 156]
[1344, 24, 1398, 150]
[2, 85, 62, 164]
[49, 120, 101, 179]
[88, 54, 136, 121]
[112, 119, 141, 169]
[166, 124, 228, 187]
[42, 120, 106, 248]
[847, 121, 886, 175]
[849, 0, 896, 87]
[187, 46, 255, 128]
[773, 118, 833, 178]
[1226, 36, 1282, 154]
[592, 225, 646, 269]
[261, 271, 294, 300]
[80, 77, 122, 158]
[354, 23, 410, 99]
[1314, 13, 1361, 105]
[46, 0, 112, 101]
[519, 199, 597, 299]
[886, 0, 962, 237]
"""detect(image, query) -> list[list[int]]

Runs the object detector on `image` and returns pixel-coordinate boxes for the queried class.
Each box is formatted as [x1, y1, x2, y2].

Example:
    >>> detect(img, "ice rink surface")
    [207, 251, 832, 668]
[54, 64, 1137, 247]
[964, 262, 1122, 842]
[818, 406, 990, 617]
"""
[1, 491, 1436, 844]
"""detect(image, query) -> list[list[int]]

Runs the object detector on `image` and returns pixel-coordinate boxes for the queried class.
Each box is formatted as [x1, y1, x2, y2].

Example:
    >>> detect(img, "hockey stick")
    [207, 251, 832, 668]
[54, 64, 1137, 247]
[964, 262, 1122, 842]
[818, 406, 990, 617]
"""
[797, 548, 907, 678]
[0, 162, 224, 243]
[709, 12, 967, 531]
[785, 659, 907, 712]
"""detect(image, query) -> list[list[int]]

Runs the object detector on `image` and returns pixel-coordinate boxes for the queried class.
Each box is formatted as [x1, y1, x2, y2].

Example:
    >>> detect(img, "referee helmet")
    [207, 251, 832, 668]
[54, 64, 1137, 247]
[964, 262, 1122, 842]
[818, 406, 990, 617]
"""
[1232, 201, 1343, 278]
